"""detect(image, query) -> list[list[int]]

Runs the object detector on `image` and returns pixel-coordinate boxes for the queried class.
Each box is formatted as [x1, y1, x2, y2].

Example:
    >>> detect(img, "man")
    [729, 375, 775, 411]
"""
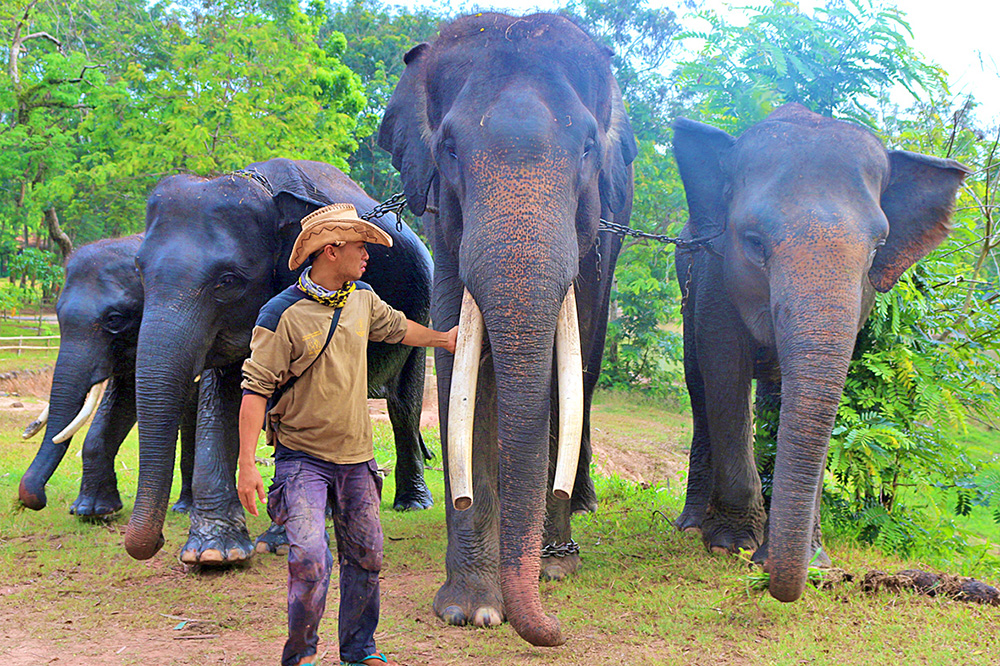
[237, 203, 457, 666]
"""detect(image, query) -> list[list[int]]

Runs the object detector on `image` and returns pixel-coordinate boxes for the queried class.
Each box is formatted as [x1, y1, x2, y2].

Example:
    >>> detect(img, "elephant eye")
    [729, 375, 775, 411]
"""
[103, 311, 129, 334]
[582, 139, 596, 159]
[742, 232, 768, 267]
[213, 272, 247, 302]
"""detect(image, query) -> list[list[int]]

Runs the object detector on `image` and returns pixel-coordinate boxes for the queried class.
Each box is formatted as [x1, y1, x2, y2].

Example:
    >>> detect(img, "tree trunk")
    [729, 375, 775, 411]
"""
[45, 207, 73, 261]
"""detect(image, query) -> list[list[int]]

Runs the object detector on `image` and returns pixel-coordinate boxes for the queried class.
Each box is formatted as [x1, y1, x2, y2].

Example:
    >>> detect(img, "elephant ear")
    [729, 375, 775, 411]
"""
[599, 82, 638, 213]
[245, 158, 334, 229]
[378, 43, 436, 216]
[869, 150, 970, 292]
[672, 118, 735, 238]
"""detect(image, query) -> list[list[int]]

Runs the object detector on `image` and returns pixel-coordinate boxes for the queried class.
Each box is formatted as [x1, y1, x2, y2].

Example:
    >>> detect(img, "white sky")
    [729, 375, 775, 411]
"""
[388, 0, 1000, 126]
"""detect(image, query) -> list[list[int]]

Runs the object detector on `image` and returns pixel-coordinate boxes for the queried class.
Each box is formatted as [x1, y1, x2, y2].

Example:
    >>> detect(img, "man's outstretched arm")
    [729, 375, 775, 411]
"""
[401, 321, 458, 354]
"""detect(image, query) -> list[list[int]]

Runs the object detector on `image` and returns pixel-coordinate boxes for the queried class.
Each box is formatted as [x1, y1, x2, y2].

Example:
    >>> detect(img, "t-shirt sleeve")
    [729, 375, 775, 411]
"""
[241, 323, 295, 397]
[367, 292, 409, 344]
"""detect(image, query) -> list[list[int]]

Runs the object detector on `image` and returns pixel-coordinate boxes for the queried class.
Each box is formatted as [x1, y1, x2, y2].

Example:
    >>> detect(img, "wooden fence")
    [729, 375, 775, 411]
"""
[0, 335, 60, 354]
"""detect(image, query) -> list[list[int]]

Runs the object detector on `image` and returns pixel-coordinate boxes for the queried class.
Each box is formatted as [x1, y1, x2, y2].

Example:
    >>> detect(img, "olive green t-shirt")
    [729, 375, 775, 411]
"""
[241, 284, 408, 464]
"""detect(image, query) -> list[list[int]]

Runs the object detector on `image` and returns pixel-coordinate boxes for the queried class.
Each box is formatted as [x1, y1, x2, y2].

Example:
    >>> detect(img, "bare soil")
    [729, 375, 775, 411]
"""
[4, 366, 690, 666]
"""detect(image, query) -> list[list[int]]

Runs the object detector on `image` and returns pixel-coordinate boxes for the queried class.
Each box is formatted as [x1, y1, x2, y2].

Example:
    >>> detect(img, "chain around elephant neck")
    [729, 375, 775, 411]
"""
[598, 218, 724, 256]
[298, 268, 356, 308]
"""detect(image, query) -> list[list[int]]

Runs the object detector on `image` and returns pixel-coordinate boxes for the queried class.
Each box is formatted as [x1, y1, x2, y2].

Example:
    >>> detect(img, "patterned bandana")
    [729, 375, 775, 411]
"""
[297, 267, 356, 308]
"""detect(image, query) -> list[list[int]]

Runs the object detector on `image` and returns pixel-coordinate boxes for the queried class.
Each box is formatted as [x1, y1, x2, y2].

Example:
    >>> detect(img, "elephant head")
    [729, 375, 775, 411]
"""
[378, 13, 636, 646]
[19, 235, 144, 510]
[123, 160, 339, 560]
[672, 103, 968, 602]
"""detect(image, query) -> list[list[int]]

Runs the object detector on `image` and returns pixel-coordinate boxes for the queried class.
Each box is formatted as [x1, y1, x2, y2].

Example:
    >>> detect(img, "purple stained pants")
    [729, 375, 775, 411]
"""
[267, 455, 384, 666]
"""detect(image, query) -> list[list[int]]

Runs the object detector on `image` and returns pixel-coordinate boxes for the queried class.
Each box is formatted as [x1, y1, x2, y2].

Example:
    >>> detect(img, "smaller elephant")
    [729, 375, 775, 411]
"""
[19, 234, 196, 517]
[671, 103, 969, 602]
[124, 159, 434, 566]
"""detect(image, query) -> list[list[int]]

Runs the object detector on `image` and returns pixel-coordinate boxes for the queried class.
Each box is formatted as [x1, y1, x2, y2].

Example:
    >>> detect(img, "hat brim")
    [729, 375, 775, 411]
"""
[288, 218, 393, 271]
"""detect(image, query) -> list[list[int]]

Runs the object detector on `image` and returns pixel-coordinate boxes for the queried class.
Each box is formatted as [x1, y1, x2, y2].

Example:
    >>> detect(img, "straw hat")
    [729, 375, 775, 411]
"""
[288, 203, 393, 270]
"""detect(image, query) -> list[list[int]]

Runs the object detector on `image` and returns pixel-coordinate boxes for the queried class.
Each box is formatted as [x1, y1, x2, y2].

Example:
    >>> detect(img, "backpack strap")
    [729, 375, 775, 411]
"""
[263, 304, 344, 432]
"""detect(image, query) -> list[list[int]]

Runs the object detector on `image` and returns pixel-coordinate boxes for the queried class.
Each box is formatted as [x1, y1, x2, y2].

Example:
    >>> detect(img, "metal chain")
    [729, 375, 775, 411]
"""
[360, 191, 408, 232]
[541, 539, 580, 558]
[231, 168, 273, 195]
[598, 218, 724, 256]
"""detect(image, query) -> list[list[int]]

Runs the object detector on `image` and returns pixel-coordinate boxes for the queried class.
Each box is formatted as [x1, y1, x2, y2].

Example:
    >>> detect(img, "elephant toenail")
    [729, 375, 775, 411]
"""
[441, 605, 467, 625]
[199, 549, 224, 563]
[472, 607, 502, 627]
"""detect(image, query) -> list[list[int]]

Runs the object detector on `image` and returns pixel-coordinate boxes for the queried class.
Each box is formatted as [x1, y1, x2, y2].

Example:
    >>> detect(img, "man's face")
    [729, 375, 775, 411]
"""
[331, 240, 369, 280]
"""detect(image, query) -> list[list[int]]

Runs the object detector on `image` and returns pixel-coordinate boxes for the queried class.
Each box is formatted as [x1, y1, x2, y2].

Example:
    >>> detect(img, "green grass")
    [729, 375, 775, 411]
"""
[0, 315, 59, 373]
[4, 401, 1000, 665]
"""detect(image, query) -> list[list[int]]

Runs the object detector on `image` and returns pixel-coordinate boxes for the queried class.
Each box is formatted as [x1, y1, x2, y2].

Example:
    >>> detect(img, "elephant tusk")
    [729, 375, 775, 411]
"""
[552, 284, 584, 501]
[447, 288, 483, 511]
[21, 404, 49, 439]
[52, 381, 107, 444]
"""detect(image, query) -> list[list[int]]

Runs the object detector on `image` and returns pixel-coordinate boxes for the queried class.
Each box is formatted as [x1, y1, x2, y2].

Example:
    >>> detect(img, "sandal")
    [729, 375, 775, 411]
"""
[341, 652, 388, 666]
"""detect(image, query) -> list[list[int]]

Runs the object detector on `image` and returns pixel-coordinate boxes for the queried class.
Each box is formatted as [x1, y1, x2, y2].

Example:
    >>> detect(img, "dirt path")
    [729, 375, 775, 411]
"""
[4, 365, 693, 666]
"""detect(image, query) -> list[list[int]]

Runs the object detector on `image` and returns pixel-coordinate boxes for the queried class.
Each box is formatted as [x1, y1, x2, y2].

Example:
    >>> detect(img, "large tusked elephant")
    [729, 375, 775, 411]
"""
[671, 104, 968, 602]
[18, 235, 196, 517]
[378, 13, 636, 646]
[123, 159, 433, 565]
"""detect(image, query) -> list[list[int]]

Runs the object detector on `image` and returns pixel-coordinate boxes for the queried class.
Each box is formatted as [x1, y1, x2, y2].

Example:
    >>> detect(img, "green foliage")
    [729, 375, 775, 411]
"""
[2, 0, 369, 249]
[674, 0, 941, 132]
[323, 0, 444, 207]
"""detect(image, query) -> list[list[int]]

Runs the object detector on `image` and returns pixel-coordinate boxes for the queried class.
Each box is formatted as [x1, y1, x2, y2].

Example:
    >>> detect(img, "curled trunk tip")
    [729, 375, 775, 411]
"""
[124, 524, 165, 560]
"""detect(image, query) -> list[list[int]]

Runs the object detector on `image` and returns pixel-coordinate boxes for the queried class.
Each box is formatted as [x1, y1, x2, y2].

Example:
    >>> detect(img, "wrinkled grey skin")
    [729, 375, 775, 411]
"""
[378, 13, 636, 646]
[123, 159, 433, 567]
[672, 104, 969, 603]
[18, 235, 196, 517]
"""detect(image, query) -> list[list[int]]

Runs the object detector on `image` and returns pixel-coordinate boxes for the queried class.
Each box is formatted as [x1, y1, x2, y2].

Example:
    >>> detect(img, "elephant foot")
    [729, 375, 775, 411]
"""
[674, 505, 706, 532]
[253, 522, 290, 556]
[700, 509, 765, 555]
[540, 553, 582, 581]
[179, 509, 253, 566]
[70, 487, 123, 518]
[434, 574, 504, 628]
[171, 493, 193, 514]
[392, 480, 433, 512]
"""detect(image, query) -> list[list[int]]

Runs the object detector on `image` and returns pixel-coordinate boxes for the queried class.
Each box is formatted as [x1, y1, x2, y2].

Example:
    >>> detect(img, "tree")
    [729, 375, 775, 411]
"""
[322, 0, 444, 204]
[674, 0, 940, 133]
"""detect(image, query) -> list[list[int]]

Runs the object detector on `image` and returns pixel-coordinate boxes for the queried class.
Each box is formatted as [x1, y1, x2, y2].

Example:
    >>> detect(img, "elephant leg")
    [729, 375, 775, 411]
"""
[696, 301, 766, 554]
[752, 373, 782, 512]
[541, 422, 581, 581]
[180, 364, 253, 565]
[71, 374, 136, 517]
[434, 347, 504, 629]
[386, 345, 433, 511]
[675, 309, 713, 532]
[172, 389, 197, 513]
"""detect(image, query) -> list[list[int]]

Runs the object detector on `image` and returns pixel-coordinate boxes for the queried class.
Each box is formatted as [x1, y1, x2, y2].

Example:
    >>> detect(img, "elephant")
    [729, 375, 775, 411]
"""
[123, 158, 434, 566]
[671, 103, 969, 603]
[18, 234, 196, 517]
[377, 13, 636, 646]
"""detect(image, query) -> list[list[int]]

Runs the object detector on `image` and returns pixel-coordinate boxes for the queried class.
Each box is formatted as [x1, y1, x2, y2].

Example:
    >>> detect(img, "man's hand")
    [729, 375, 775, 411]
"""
[237, 463, 266, 517]
[444, 325, 458, 354]
[237, 392, 269, 517]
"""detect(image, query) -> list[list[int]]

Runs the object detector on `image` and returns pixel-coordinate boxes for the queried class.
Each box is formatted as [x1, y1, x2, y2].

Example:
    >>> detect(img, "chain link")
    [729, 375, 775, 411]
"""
[541, 540, 580, 558]
[360, 191, 409, 232]
[599, 218, 723, 255]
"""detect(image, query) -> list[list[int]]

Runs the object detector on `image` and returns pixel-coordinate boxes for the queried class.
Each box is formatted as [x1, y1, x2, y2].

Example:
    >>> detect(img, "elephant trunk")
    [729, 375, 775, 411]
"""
[488, 302, 565, 647]
[19, 340, 107, 509]
[458, 186, 578, 644]
[125, 306, 207, 560]
[765, 280, 860, 602]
